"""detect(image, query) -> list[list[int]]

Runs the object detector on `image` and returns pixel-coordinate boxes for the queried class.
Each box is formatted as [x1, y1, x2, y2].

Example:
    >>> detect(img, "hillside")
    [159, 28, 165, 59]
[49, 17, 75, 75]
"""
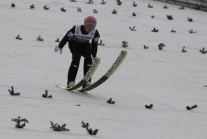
[0, 0, 207, 139]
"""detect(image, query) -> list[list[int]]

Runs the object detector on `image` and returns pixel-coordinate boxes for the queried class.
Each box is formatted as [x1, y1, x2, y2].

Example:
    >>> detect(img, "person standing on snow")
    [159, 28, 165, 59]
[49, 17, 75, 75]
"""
[54, 16, 100, 88]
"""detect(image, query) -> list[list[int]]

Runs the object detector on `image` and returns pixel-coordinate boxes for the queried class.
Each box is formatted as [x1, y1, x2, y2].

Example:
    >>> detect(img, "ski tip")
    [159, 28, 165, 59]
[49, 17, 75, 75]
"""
[95, 57, 100, 60]
[122, 50, 128, 54]
[93, 57, 101, 63]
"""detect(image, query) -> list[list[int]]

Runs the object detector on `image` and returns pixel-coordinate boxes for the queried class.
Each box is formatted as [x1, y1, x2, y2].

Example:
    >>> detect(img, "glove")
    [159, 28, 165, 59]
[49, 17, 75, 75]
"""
[92, 57, 97, 61]
[54, 46, 62, 54]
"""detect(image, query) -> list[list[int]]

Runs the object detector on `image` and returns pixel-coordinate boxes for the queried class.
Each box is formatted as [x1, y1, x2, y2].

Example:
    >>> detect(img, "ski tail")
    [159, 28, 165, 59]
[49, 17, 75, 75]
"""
[78, 50, 127, 92]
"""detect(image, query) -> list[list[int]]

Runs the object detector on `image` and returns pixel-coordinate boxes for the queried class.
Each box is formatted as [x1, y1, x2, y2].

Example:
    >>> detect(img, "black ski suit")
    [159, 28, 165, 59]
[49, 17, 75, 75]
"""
[58, 25, 100, 85]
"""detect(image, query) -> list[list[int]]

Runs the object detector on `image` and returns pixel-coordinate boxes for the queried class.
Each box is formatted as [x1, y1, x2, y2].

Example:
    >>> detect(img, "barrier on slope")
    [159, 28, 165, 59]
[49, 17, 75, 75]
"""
[154, 0, 207, 11]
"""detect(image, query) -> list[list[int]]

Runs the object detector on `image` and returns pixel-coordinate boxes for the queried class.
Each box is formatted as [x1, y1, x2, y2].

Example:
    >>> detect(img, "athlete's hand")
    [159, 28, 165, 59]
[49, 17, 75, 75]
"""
[54, 46, 62, 54]
[92, 57, 97, 61]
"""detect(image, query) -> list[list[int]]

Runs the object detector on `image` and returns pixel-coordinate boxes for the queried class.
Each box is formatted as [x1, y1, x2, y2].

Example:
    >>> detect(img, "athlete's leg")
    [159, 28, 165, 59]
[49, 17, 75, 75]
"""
[82, 44, 92, 84]
[67, 42, 81, 85]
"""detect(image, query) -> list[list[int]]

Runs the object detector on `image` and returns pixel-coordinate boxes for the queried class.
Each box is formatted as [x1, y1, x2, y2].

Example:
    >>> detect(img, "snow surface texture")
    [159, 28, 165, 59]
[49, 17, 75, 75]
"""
[0, 0, 207, 139]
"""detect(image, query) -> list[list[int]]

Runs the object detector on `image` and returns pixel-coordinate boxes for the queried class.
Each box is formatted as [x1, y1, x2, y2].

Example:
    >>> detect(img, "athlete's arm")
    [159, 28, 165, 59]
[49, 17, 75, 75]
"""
[91, 30, 100, 58]
[58, 26, 76, 49]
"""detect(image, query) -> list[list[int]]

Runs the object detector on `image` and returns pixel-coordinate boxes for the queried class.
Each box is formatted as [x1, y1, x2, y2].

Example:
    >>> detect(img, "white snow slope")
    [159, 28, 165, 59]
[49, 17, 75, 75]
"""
[0, 0, 207, 139]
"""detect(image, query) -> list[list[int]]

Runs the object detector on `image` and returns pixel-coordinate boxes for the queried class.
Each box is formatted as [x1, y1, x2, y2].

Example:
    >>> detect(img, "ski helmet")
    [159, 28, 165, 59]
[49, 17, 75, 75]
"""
[84, 16, 97, 29]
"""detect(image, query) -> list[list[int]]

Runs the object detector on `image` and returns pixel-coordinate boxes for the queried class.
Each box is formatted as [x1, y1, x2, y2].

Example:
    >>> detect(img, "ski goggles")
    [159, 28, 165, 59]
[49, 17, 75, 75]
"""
[85, 22, 96, 29]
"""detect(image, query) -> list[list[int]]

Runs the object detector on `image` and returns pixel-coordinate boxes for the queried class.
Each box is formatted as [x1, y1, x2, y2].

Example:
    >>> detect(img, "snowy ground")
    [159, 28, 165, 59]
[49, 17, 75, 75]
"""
[0, 0, 207, 139]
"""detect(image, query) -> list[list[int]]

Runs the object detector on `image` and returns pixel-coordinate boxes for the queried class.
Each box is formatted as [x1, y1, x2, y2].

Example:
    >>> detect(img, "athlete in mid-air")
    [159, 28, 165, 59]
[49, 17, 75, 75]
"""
[54, 16, 100, 88]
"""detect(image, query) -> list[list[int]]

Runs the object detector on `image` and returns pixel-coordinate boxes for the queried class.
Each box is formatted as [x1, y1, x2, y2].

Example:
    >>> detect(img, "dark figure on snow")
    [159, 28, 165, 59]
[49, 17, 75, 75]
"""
[54, 16, 100, 88]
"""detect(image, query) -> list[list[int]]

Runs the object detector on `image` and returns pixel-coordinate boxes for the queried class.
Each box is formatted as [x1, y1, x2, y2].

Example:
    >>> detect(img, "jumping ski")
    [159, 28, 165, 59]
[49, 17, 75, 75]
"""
[78, 50, 127, 92]
[55, 57, 101, 90]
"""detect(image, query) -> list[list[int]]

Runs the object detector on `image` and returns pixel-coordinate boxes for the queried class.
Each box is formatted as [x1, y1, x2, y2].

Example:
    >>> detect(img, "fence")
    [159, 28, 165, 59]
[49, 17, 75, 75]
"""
[154, 0, 207, 11]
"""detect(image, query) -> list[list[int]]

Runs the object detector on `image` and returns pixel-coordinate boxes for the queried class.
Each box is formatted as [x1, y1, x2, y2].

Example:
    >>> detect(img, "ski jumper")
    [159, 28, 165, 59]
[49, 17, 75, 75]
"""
[58, 25, 100, 84]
